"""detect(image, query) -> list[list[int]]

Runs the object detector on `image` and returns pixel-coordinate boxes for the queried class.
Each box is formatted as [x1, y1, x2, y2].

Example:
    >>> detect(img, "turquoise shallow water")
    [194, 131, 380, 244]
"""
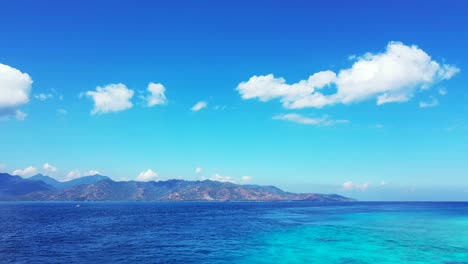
[243, 203, 468, 263]
[0, 202, 467, 263]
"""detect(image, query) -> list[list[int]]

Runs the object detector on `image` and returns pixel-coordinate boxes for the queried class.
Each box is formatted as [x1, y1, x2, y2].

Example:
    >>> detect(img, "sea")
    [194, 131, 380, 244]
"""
[0, 202, 467, 263]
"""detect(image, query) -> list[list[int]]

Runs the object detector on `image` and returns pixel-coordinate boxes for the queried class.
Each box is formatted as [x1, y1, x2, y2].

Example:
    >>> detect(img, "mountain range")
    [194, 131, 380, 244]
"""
[0, 172, 354, 202]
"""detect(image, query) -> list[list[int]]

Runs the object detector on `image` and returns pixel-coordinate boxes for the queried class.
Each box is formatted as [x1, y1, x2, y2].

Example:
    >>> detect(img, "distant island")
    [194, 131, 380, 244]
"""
[0, 172, 354, 202]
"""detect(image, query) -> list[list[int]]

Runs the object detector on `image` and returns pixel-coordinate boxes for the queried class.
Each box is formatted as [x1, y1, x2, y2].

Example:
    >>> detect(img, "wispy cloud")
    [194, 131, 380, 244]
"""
[201, 173, 253, 184]
[341, 181, 369, 191]
[191, 101, 207, 112]
[15, 110, 27, 121]
[202, 173, 236, 183]
[57, 108, 67, 115]
[34, 88, 63, 102]
[34, 93, 53, 101]
[273, 113, 348, 126]
[438, 88, 448, 96]
[241, 176, 252, 183]
[419, 97, 439, 108]
[369, 123, 384, 129]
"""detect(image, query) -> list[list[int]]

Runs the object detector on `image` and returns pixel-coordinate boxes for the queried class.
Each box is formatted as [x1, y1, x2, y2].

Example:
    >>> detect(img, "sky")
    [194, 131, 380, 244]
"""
[1, 0, 467, 201]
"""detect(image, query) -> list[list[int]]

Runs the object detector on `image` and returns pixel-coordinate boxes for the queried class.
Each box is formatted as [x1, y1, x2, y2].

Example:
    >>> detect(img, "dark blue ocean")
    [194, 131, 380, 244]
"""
[1, 202, 467, 263]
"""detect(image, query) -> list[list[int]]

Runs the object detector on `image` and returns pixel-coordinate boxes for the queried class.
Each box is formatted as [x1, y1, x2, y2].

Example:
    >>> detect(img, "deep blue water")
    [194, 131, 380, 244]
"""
[1, 202, 467, 263]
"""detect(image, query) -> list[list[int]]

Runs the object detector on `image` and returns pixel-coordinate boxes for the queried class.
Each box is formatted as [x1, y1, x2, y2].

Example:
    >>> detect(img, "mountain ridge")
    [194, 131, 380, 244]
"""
[29, 174, 110, 189]
[0, 173, 52, 198]
[0, 173, 354, 202]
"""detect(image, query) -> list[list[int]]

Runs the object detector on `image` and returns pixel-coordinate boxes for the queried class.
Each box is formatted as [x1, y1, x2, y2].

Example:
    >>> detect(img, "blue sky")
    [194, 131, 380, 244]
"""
[1, 0, 467, 200]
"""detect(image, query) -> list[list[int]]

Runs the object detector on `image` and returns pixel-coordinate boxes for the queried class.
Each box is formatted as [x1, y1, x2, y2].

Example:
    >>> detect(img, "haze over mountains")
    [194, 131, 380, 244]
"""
[0, 172, 353, 202]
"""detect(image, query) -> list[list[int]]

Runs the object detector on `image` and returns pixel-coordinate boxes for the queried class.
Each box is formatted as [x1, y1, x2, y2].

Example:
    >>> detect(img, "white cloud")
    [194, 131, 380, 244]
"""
[57, 108, 67, 115]
[34, 93, 53, 101]
[376, 93, 410, 105]
[145, 82, 167, 107]
[369, 123, 384, 129]
[85, 83, 134, 114]
[12, 166, 38, 177]
[201, 173, 236, 183]
[241, 176, 252, 183]
[0, 163, 6, 170]
[237, 42, 459, 108]
[213, 105, 227, 111]
[191, 101, 207, 111]
[200, 172, 252, 184]
[15, 110, 27, 121]
[237, 71, 337, 107]
[35, 89, 62, 102]
[66, 170, 82, 180]
[195, 167, 202, 174]
[66, 169, 100, 181]
[205, 173, 236, 183]
[136, 169, 158, 181]
[273, 113, 348, 126]
[43, 163, 57, 173]
[341, 181, 369, 191]
[419, 97, 439, 108]
[438, 88, 447, 96]
[0, 64, 33, 118]
[86, 170, 100, 176]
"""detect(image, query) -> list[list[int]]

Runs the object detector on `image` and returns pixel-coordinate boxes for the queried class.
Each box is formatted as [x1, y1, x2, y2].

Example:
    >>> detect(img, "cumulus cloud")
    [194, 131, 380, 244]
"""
[85, 83, 134, 114]
[273, 113, 348, 126]
[237, 42, 459, 108]
[43, 163, 57, 173]
[419, 97, 439, 108]
[66, 169, 100, 180]
[12, 166, 38, 177]
[0, 63, 33, 118]
[195, 167, 202, 174]
[145, 82, 167, 107]
[191, 101, 207, 111]
[341, 181, 369, 191]
[136, 169, 158, 181]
